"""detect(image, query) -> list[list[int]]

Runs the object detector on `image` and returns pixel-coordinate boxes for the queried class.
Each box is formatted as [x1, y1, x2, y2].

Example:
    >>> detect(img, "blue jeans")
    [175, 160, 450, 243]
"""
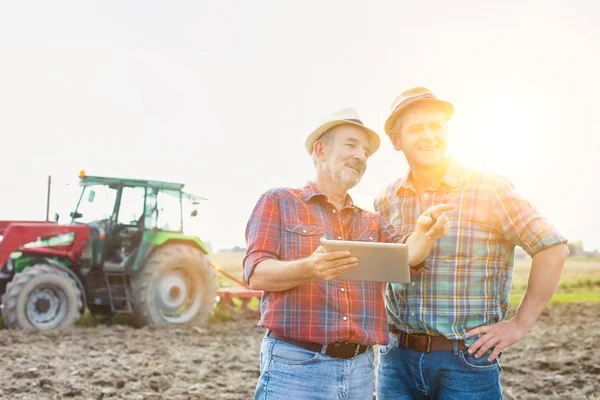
[376, 337, 502, 399]
[254, 335, 376, 400]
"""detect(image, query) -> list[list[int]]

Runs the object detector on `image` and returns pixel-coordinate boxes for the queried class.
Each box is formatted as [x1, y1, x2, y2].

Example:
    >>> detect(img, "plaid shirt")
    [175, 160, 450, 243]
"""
[374, 160, 567, 344]
[244, 181, 404, 346]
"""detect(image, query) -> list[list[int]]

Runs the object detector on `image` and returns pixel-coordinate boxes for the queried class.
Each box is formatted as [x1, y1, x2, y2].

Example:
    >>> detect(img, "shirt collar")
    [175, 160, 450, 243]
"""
[440, 159, 468, 188]
[301, 181, 362, 212]
[396, 158, 469, 194]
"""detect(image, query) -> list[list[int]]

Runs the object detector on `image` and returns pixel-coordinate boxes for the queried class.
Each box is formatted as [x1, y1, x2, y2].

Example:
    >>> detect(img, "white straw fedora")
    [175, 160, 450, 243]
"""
[305, 107, 380, 155]
[384, 87, 454, 137]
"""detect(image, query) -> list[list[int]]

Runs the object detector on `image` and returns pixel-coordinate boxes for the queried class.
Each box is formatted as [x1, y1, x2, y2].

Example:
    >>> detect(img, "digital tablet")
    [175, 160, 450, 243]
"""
[320, 237, 411, 283]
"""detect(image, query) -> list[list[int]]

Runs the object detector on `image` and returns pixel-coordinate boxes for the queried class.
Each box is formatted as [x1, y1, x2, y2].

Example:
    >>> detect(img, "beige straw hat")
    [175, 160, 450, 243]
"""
[384, 87, 454, 137]
[305, 107, 380, 155]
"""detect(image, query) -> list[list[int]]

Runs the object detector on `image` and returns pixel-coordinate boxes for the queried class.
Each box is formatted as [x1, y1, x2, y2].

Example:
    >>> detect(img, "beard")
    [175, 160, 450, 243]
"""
[322, 158, 365, 189]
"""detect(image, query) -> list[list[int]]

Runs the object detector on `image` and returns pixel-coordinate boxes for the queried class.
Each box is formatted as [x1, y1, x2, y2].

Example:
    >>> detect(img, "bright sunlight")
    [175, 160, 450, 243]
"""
[448, 92, 550, 175]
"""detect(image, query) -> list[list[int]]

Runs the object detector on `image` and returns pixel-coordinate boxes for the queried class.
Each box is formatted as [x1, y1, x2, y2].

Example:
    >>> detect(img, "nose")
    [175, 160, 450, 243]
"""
[355, 148, 368, 163]
[422, 126, 435, 139]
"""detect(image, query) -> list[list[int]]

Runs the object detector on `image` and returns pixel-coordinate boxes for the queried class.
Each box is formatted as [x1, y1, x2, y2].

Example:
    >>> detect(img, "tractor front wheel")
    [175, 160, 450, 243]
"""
[131, 244, 218, 327]
[1, 264, 83, 330]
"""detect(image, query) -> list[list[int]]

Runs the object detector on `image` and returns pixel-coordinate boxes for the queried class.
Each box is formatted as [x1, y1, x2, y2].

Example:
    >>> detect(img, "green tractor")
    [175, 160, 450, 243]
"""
[0, 171, 218, 329]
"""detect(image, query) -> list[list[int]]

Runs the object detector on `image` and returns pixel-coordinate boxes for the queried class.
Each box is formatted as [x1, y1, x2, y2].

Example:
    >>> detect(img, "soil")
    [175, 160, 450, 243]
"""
[0, 304, 597, 400]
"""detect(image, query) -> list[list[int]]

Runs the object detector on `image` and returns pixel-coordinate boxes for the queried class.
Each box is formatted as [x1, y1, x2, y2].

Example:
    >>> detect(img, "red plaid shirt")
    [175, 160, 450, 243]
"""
[243, 181, 404, 346]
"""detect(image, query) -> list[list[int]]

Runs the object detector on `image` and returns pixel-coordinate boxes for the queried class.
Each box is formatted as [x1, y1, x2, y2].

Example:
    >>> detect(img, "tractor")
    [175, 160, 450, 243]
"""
[0, 171, 218, 330]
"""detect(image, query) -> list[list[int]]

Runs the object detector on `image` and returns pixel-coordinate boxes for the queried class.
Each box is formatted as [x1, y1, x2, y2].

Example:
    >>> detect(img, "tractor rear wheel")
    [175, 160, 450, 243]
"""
[131, 244, 217, 327]
[1, 264, 83, 330]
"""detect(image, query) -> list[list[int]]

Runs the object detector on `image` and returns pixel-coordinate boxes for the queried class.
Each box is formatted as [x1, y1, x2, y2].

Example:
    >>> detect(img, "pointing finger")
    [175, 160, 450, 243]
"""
[428, 204, 455, 219]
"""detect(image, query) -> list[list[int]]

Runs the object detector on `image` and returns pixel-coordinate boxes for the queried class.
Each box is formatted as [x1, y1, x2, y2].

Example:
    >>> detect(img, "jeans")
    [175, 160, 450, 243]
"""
[254, 335, 376, 400]
[376, 337, 502, 399]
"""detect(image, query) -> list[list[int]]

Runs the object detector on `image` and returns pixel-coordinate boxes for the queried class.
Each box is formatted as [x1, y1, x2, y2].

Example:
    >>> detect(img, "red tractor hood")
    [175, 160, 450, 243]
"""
[0, 221, 90, 268]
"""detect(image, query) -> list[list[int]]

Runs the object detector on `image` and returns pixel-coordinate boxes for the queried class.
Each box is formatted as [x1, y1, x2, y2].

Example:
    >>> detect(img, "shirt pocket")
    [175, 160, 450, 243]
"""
[281, 223, 324, 259]
[458, 196, 495, 234]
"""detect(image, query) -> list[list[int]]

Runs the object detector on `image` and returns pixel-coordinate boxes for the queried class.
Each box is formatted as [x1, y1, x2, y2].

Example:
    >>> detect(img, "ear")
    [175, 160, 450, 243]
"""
[314, 140, 327, 158]
[390, 133, 402, 151]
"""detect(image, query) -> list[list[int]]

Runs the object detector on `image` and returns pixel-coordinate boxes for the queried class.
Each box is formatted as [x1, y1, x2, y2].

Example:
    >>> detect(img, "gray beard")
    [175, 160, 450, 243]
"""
[322, 160, 361, 189]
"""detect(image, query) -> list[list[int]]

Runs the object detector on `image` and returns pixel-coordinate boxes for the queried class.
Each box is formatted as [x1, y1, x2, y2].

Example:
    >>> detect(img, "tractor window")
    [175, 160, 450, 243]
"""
[144, 188, 182, 232]
[144, 188, 159, 229]
[73, 185, 118, 223]
[117, 187, 146, 226]
[157, 191, 182, 231]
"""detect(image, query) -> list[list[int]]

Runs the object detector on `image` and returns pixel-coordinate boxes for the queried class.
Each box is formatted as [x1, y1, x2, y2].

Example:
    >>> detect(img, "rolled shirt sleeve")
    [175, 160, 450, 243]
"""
[492, 177, 568, 257]
[243, 192, 282, 283]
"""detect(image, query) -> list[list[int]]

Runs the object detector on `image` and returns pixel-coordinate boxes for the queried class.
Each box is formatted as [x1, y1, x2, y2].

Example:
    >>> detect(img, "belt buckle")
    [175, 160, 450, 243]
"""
[335, 342, 362, 359]
[404, 332, 432, 353]
[414, 335, 432, 353]
[343, 342, 361, 359]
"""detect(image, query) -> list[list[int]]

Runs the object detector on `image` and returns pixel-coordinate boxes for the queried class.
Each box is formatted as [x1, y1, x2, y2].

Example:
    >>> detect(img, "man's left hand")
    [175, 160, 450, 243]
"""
[465, 319, 528, 361]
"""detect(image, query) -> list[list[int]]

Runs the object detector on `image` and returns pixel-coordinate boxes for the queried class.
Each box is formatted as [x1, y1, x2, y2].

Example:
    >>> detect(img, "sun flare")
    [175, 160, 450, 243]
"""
[448, 96, 545, 174]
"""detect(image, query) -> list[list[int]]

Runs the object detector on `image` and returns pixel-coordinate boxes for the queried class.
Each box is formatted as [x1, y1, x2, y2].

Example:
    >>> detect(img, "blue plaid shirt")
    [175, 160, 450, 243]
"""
[375, 160, 567, 344]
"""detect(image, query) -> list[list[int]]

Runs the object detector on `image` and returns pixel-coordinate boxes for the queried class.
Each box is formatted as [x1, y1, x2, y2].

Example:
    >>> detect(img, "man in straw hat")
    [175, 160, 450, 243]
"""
[243, 107, 453, 399]
[374, 87, 569, 399]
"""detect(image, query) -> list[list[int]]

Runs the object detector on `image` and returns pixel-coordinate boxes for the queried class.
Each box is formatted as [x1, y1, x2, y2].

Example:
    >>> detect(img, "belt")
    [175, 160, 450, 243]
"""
[267, 330, 370, 359]
[390, 328, 468, 353]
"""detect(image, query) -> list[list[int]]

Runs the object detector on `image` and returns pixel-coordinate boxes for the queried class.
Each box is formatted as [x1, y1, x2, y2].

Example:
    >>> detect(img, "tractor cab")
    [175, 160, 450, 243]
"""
[70, 171, 204, 271]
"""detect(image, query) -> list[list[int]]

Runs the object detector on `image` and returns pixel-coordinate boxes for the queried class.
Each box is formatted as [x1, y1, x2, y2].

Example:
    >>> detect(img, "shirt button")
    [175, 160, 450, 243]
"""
[342, 316, 348, 321]
[369, 236, 373, 241]
[411, 281, 415, 286]
[411, 312, 415, 317]
[332, 209, 336, 214]
[340, 288, 345, 292]
[337, 236, 342, 240]
[302, 229, 307, 234]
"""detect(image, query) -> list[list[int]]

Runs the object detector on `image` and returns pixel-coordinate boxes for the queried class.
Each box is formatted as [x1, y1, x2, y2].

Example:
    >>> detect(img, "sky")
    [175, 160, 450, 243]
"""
[0, 1, 599, 251]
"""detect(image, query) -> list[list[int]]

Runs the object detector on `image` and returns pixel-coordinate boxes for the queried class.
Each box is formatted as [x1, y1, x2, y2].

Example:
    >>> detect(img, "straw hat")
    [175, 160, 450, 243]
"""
[305, 107, 380, 155]
[384, 87, 454, 137]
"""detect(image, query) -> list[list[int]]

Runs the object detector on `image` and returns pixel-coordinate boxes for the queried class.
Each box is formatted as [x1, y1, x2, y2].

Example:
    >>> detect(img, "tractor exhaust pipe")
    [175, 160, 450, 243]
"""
[46, 175, 51, 222]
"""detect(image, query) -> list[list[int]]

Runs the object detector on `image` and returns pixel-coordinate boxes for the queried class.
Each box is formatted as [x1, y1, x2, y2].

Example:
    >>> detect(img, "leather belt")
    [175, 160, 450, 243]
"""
[267, 330, 369, 359]
[390, 328, 468, 353]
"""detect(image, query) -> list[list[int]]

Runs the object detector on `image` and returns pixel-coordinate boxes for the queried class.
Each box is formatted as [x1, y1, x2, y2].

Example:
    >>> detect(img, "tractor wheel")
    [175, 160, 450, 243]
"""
[1, 264, 83, 330]
[131, 243, 218, 327]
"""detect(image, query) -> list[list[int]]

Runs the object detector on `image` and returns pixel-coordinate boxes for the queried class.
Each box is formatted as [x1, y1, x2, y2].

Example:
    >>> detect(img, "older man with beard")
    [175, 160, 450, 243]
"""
[243, 108, 453, 400]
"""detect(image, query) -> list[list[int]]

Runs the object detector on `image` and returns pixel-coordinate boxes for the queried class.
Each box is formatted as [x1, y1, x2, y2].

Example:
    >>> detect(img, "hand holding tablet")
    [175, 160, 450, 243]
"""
[320, 237, 410, 283]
